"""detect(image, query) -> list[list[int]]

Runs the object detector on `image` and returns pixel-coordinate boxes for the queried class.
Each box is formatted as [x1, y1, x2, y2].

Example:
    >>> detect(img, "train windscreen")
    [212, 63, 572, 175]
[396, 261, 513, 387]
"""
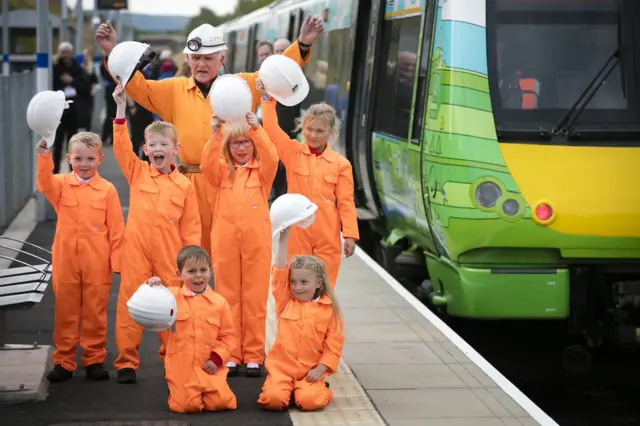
[486, 0, 640, 142]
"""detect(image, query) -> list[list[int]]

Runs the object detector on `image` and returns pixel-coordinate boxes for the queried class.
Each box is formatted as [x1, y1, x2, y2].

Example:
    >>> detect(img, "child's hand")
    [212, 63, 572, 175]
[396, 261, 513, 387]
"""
[305, 364, 327, 382]
[256, 78, 270, 98]
[344, 237, 356, 257]
[145, 276, 163, 287]
[202, 360, 218, 375]
[246, 112, 259, 130]
[112, 84, 126, 106]
[280, 227, 291, 238]
[211, 115, 224, 137]
[37, 139, 50, 154]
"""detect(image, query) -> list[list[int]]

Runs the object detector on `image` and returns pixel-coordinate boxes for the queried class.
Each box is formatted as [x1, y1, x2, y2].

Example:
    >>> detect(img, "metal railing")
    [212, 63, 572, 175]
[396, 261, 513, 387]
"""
[0, 71, 36, 229]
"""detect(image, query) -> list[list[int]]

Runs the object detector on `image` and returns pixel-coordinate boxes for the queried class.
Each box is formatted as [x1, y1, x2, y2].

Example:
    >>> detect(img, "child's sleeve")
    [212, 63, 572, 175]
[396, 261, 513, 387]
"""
[260, 98, 299, 167]
[336, 158, 360, 241]
[36, 152, 63, 208]
[212, 299, 236, 366]
[179, 183, 201, 247]
[199, 134, 225, 189]
[319, 314, 345, 374]
[271, 265, 291, 317]
[112, 118, 142, 184]
[106, 185, 125, 273]
[250, 125, 279, 188]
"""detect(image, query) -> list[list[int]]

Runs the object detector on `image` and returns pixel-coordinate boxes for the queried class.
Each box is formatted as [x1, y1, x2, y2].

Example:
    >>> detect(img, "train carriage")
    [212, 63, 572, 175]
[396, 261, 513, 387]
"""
[218, 0, 640, 350]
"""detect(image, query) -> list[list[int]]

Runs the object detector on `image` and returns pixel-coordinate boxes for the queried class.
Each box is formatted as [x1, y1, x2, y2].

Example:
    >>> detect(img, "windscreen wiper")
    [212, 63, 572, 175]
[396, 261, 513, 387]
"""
[551, 48, 620, 137]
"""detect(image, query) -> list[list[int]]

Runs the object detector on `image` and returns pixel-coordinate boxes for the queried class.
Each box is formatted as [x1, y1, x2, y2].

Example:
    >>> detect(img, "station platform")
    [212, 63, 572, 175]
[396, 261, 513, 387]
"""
[0, 146, 558, 426]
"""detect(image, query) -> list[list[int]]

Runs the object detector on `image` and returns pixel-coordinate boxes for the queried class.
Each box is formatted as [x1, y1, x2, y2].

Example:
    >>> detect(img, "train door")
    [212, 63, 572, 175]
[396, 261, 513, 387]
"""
[246, 23, 259, 71]
[287, 11, 297, 42]
[225, 31, 237, 74]
[367, 1, 436, 249]
[349, 0, 384, 219]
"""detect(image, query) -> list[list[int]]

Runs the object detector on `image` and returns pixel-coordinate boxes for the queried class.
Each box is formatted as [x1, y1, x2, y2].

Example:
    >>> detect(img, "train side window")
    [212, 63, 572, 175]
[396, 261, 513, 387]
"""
[411, 7, 436, 145]
[372, 16, 421, 140]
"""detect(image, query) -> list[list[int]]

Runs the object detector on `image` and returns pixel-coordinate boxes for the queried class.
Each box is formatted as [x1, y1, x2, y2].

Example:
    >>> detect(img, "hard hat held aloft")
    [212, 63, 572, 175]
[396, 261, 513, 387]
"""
[26, 90, 73, 147]
[209, 75, 253, 124]
[270, 193, 318, 239]
[259, 55, 309, 107]
[108, 41, 157, 87]
[184, 24, 228, 55]
[126, 283, 177, 332]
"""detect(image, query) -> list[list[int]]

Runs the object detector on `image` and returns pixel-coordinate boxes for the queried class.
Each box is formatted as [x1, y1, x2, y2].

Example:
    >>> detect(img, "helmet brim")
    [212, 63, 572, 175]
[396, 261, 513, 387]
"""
[182, 45, 228, 55]
[270, 78, 310, 107]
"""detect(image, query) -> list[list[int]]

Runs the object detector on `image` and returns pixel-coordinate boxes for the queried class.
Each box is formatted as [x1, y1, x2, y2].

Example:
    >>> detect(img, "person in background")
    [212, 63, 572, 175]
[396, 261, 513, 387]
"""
[78, 49, 99, 132]
[52, 42, 92, 173]
[256, 41, 273, 65]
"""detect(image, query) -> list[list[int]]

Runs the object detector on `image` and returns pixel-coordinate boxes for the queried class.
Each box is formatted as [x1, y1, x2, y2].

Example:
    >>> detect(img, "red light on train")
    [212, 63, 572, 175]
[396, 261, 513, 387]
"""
[535, 203, 553, 221]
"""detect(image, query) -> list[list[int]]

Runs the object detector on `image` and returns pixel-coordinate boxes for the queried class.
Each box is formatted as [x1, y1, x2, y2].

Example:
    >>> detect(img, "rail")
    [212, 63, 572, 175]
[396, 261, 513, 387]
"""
[0, 71, 37, 230]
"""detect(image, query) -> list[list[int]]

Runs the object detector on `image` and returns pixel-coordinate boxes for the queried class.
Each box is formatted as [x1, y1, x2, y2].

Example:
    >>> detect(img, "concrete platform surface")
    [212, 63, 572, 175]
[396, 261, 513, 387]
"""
[0, 344, 52, 403]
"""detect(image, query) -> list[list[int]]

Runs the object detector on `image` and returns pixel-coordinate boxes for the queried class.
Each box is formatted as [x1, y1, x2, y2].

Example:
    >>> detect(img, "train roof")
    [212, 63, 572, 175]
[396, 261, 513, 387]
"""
[218, 0, 322, 33]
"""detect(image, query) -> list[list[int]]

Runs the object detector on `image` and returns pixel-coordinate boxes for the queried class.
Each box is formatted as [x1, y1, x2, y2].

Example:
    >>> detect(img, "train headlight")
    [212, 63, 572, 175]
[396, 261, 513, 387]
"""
[502, 199, 520, 216]
[475, 181, 502, 208]
[532, 201, 556, 225]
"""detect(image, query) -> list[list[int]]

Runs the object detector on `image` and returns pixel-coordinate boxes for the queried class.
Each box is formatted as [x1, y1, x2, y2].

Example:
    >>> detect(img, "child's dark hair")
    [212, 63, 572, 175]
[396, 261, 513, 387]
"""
[176, 245, 212, 270]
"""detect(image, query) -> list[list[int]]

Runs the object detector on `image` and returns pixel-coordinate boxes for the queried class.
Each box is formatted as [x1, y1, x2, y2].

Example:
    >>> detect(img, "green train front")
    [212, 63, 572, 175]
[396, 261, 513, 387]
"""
[370, 0, 640, 331]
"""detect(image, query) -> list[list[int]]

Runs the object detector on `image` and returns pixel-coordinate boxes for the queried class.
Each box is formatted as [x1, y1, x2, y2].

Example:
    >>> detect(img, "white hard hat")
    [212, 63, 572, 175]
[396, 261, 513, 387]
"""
[108, 41, 156, 86]
[270, 193, 318, 240]
[184, 24, 227, 55]
[259, 55, 309, 106]
[126, 283, 177, 332]
[26, 90, 73, 147]
[209, 74, 253, 124]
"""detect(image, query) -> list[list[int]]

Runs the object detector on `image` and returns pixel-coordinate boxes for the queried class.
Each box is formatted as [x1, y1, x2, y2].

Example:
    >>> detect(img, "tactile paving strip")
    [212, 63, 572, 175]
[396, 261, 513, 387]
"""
[266, 284, 386, 425]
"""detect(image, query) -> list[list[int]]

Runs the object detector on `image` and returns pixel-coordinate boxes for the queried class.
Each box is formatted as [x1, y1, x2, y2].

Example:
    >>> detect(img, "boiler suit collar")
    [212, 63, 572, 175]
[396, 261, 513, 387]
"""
[315, 294, 332, 305]
[302, 142, 335, 162]
[68, 171, 106, 191]
[180, 285, 217, 304]
[149, 163, 183, 184]
[234, 158, 259, 169]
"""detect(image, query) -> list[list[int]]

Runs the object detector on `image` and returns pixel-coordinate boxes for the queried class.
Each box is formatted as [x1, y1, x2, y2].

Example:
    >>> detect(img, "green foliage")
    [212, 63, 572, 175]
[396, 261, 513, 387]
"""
[184, 0, 274, 34]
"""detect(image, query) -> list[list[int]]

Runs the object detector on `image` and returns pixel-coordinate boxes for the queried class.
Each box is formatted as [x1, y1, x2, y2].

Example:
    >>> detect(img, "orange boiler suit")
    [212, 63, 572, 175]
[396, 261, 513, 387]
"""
[258, 265, 345, 410]
[103, 42, 311, 258]
[200, 126, 279, 365]
[36, 152, 125, 372]
[112, 119, 202, 371]
[261, 99, 360, 288]
[158, 286, 237, 413]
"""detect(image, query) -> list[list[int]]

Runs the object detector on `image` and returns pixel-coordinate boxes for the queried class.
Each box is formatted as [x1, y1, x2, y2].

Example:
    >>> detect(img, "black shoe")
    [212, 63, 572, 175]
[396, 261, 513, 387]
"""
[227, 365, 239, 377]
[245, 364, 263, 378]
[85, 363, 110, 381]
[47, 364, 72, 382]
[117, 368, 136, 384]
[325, 381, 330, 388]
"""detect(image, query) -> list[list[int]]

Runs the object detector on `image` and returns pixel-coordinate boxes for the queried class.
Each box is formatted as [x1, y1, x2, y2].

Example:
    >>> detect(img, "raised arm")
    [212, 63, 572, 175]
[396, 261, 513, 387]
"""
[35, 148, 63, 209]
[200, 133, 226, 189]
[249, 124, 279, 188]
[238, 40, 312, 112]
[103, 60, 176, 122]
[260, 98, 299, 167]
[271, 228, 292, 317]
[112, 85, 142, 183]
[336, 158, 360, 241]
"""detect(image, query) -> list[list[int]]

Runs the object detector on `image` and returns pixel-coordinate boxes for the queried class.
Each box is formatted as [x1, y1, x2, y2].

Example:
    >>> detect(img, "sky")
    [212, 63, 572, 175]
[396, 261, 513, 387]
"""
[65, 0, 238, 17]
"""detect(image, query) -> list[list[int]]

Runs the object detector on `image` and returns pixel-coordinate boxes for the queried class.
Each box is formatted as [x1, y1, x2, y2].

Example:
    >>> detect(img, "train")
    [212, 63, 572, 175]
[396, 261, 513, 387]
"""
[217, 0, 640, 355]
